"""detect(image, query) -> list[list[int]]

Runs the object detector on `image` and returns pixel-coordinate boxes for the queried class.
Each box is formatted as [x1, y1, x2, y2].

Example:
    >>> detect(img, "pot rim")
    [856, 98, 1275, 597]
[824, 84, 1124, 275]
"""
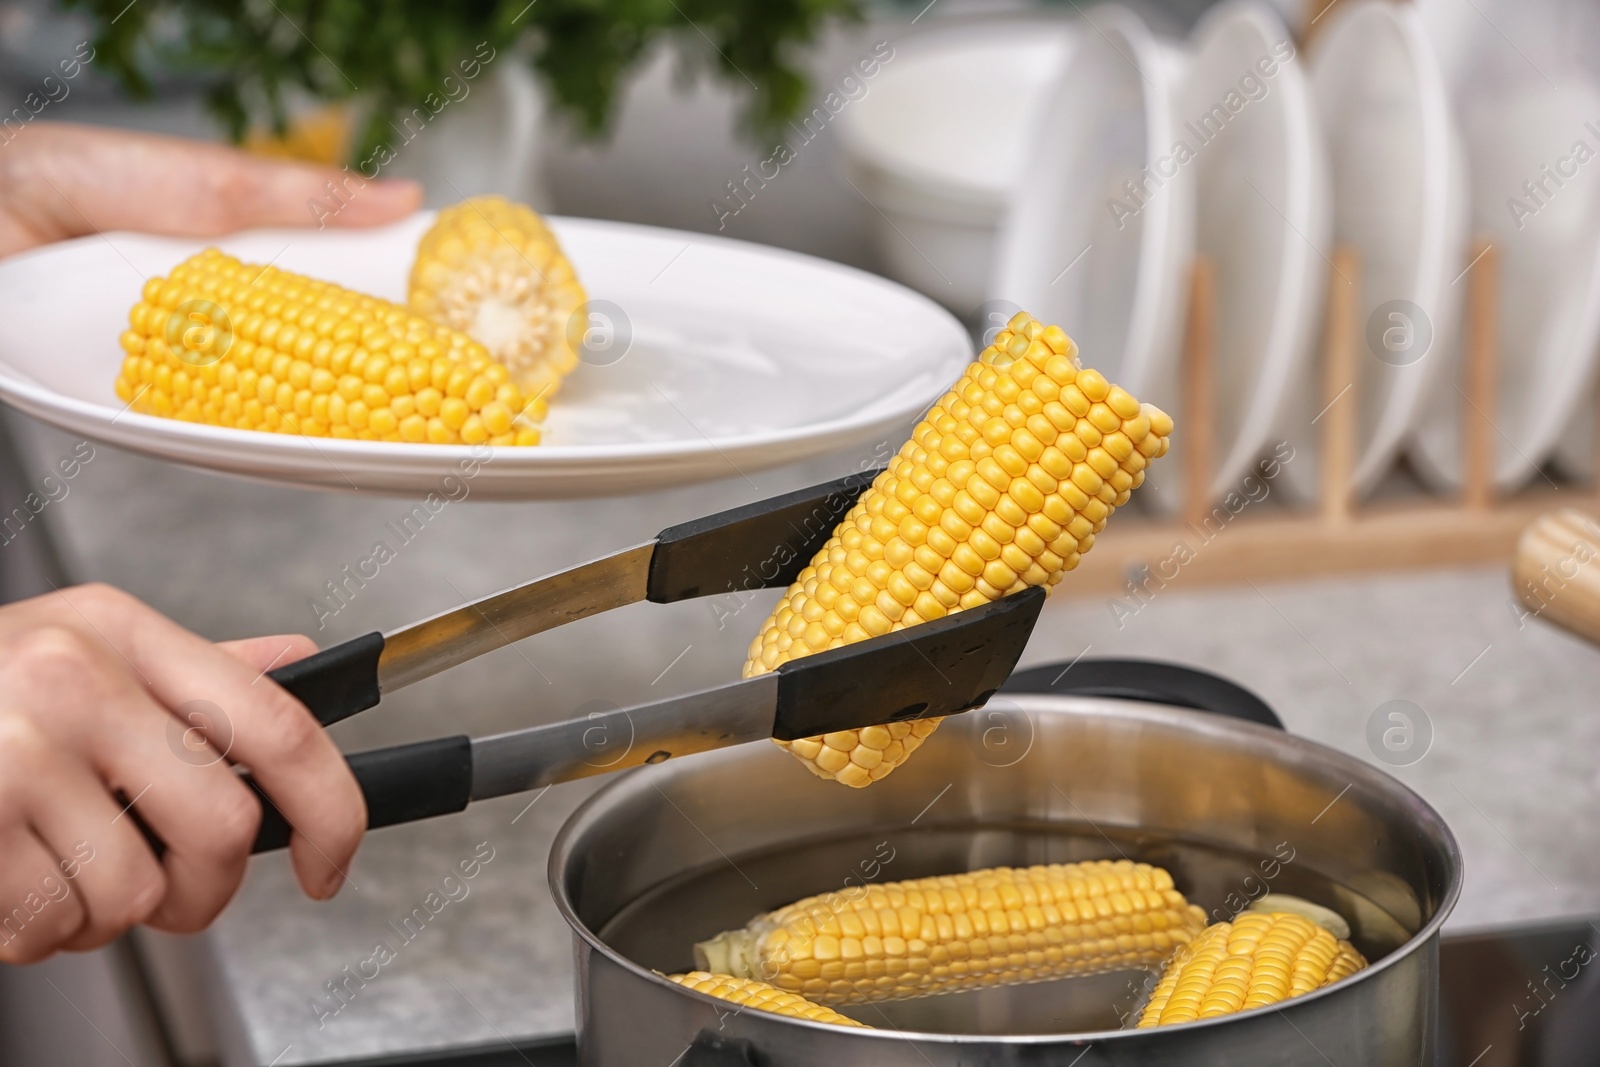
[548, 693, 1463, 1044]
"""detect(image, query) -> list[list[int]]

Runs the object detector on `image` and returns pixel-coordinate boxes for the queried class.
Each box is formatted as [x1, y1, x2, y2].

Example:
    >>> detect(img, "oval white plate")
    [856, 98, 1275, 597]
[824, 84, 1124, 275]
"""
[1310, 0, 1469, 497]
[1413, 0, 1600, 491]
[0, 215, 970, 499]
[990, 4, 1193, 512]
[1186, 0, 1330, 505]
[836, 21, 1076, 315]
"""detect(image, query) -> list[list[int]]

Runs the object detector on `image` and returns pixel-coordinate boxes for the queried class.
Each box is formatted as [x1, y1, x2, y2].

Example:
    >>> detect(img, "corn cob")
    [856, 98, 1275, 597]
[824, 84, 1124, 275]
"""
[666, 972, 869, 1027]
[1247, 894, 1351, 940]
[115, 248, 544, 445]
[408, 196, 585, 403]
[745, 312, 1173, 786]
[1136, 911, 1367, 1027]
[695, 859, 1206, 1006]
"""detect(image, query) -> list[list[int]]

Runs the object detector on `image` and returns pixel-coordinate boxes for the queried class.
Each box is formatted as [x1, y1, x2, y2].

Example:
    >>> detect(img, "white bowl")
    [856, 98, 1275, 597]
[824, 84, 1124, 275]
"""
[837, 21, 1076, 316]
[0, 215, 971, 498]
[1412, 0, 1600, 492]
[989, 5, 1193, 510]
[1183, 0, 1329, 506]
[1309, 0, 1469, 497]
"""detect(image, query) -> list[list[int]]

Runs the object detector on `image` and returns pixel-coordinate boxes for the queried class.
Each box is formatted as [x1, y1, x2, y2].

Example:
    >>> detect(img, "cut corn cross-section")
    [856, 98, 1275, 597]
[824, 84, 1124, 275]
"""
[743, 312, 1173, 786]
[666, 972, 869, 1027]
[115, 248, 545, 445]
[694, 859, 1206, 1006]
[1136, 910, 1367, 1027]
[408, 196, 585, 404]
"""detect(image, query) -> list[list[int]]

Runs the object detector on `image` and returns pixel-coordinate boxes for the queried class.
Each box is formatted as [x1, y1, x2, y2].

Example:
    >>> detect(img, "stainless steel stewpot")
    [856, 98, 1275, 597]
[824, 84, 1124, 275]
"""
[551, 660, 1460, 1066]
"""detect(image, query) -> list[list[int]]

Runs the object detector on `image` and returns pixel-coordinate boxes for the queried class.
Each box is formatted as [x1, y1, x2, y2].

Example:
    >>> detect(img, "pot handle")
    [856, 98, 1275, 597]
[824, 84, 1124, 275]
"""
[1001, 658, 1284, 730]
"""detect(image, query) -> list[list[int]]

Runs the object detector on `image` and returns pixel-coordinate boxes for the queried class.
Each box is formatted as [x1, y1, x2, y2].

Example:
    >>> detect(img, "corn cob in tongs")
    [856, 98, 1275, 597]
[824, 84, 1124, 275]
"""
[139, 467, 1046, 856]
[134, 312, 1169, 857]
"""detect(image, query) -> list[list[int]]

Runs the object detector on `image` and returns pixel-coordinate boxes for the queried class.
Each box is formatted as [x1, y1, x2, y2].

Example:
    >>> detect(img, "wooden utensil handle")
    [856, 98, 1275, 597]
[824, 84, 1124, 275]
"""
[1514, 509, 1600, 645]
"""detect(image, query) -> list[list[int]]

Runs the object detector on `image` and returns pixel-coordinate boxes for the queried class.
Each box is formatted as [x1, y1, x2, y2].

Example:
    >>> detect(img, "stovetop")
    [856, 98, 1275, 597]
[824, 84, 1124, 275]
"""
[1437, 919, 1600, 1067]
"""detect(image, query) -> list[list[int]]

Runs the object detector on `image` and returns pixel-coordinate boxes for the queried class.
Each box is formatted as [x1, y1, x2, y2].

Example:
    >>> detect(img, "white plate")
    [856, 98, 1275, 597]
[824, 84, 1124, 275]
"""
[0, 215, 971, 499]
[1185, 0, 1330, 505]
[1310, 0, 1469, 497]
[990, 5, 1193, 512]
[836, 21, 1076, 315]
[1412, 0, 1600, 491]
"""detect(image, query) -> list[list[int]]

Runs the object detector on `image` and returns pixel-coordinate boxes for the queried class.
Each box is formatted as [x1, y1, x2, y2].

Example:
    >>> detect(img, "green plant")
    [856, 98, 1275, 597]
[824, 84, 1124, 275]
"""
[64, 0, 863, 161]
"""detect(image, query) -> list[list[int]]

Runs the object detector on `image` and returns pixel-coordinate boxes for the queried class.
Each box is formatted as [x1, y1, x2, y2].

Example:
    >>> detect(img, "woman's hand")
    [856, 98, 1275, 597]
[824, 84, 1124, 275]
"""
[0, 122, 421, 258]
[0, 584, 364, 963]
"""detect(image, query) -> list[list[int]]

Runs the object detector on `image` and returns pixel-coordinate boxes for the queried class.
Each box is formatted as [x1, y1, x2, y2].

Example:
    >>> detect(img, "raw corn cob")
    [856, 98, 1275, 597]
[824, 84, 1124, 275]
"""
[1136, 911, 1367, 1027]
[408, 196, 585, 403]
[745, 312, 1173, 786]
[115, 248, 544, 445]
[666, 972, 869, 1027]
[694, 859, 1207, 1006]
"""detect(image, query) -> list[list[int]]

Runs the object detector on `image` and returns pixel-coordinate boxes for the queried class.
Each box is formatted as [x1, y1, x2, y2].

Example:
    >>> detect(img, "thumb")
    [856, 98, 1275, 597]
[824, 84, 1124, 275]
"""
[216, 634, 319, 675]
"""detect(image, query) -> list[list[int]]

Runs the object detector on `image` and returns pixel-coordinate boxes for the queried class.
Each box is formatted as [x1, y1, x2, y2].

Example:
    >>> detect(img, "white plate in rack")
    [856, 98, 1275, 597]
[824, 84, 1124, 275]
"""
[0, 215, 971, 498]
[1185, 0, 1330, 506]
[1412, 0, 1600, 492]
[1310, 0, 1469, 497]
[990, 4, 1193, 513]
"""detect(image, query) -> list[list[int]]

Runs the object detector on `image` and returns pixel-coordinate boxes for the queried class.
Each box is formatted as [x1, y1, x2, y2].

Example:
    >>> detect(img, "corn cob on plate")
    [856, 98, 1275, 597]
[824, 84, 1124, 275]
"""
[0, 217, 970, 496]
[116, 249, 545, 445]
[746, 312, 1172, 786]
[408, 197, 586, 404]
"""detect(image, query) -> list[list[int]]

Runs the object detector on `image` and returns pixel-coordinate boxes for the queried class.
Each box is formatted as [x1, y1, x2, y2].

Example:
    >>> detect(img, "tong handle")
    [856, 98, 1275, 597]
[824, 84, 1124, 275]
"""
[251, 735, 473, 853]
[133, 735, 473, 857]
[647, 467, 883, 602]
[266, 631, 386, 726]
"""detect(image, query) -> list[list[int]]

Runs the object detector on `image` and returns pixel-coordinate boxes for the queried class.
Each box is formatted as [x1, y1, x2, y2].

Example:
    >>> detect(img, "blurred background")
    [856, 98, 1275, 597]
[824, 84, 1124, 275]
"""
[4, 0, 1600, 1064]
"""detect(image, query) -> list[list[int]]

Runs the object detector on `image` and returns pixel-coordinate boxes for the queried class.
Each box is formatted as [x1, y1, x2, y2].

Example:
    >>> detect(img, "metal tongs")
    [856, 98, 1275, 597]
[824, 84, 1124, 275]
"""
[241, 469, 1045, 852]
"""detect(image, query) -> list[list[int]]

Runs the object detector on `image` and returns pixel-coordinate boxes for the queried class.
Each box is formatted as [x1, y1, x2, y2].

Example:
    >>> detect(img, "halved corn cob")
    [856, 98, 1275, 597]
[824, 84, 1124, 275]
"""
[695, 859, 1206, 1006]
[1136, 911, 1367, 1027]
[744, 312, 1173, 786]
[115, 248, 544, 445]
[408, 196, 585, 403]
[666, 972, 869, 1027]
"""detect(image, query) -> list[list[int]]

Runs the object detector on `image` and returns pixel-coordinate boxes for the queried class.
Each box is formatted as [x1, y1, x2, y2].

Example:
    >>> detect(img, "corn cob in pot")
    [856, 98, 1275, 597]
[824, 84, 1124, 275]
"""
[666, 972, 869, 1027]
[1137, 910, 1367, 1027]
[695, 859, 1206, 1006]
[744, 312, 1173, 786]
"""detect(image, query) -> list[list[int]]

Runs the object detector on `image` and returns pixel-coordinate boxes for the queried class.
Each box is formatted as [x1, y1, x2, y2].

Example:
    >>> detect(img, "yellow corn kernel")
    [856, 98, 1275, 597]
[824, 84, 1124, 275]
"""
[695, 859, 1206, 1005]
[115, 249, 544, 445]
[665, 972, 868, 1027]
[744, 312, 1172, 786]
[408, 196, 585, 404]
[1136, 911, 1368, 1027]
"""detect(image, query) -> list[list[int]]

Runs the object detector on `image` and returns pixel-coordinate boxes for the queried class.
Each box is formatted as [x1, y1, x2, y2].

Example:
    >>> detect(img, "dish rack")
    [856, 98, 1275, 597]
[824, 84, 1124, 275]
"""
[1071, 240, 1581, 595]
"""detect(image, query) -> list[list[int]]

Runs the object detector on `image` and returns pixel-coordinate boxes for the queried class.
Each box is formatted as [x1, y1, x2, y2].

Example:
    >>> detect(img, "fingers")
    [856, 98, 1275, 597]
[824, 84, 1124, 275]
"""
[0, 713, 160, 958]
[35, 586, 365, 900]
[0, 829, 86, 965]
[2, 123, 420, 252]
[73, 691, 265, 936]
[216, 150, 422, 229]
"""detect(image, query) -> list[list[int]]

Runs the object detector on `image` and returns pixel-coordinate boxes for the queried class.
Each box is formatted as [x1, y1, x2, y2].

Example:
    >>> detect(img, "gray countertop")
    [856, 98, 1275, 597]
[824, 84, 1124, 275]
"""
[7, 410, 1600, 1066]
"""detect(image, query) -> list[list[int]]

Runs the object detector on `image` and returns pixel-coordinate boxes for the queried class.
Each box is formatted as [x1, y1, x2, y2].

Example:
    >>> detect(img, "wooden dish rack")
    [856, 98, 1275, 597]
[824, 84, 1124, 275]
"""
[1069, 240, 1586, 596]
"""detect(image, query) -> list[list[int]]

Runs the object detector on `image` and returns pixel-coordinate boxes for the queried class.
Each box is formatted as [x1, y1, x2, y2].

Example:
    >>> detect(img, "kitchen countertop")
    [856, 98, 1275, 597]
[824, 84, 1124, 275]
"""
[6, 409, 1600, 1065]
